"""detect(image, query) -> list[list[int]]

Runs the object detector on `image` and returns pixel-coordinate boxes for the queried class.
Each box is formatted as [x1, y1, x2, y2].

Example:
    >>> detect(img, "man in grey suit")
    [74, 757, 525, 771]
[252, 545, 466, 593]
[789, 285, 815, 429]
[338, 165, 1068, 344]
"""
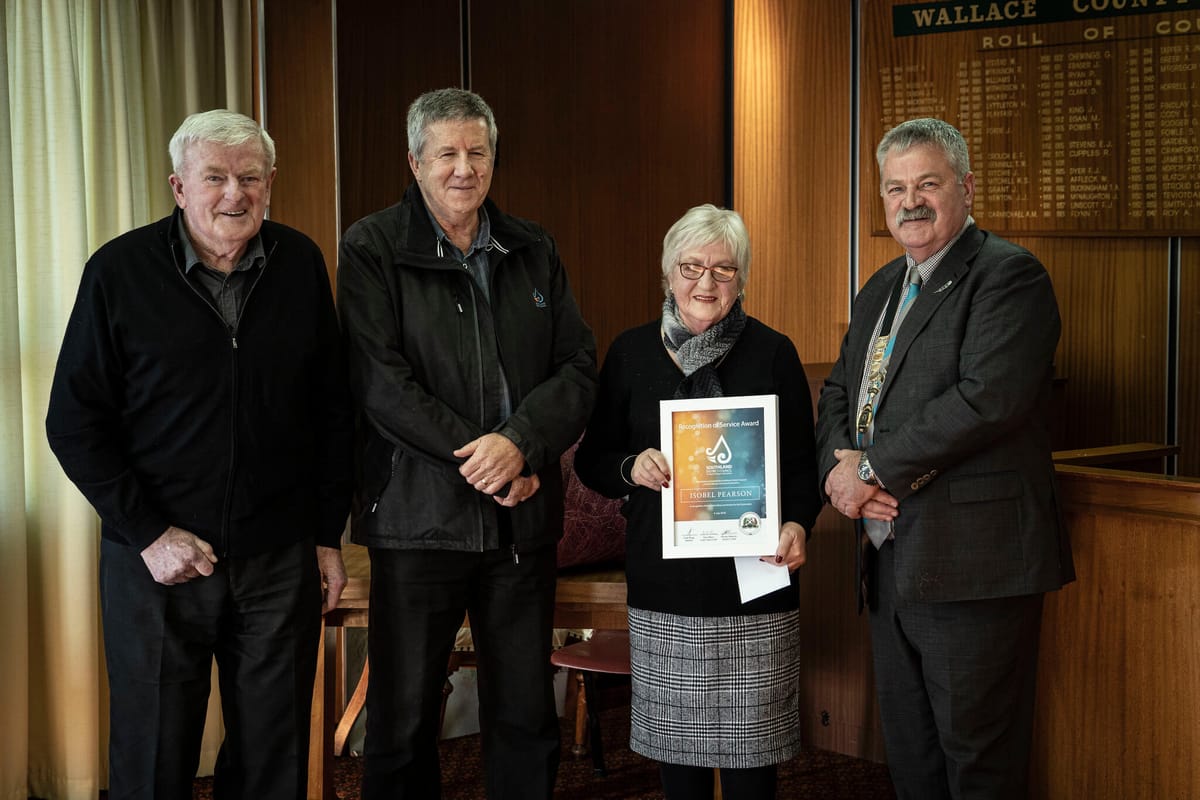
[816, 117, 1075, 800]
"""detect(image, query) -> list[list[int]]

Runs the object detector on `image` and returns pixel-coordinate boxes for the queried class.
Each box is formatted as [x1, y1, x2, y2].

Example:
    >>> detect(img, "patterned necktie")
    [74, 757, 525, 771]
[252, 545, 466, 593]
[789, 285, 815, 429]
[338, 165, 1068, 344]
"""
[864, 265, 922, 550]
[882, 265, 922, 361]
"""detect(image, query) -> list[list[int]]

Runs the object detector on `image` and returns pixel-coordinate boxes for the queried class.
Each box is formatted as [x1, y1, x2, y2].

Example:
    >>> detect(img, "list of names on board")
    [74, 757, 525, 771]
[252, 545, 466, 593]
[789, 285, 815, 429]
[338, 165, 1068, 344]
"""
[865, 2, 1200, 235]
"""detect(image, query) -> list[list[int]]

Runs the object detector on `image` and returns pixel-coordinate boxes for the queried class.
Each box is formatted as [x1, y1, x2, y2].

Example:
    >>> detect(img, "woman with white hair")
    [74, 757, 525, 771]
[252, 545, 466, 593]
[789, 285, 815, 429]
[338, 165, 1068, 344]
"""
[575, 204, 821, 799]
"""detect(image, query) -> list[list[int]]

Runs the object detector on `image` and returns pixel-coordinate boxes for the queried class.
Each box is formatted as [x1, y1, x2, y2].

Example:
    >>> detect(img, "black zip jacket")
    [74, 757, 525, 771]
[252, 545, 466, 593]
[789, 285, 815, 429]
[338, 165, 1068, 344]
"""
[337, 184, 598, 553]
[46, 210, 353, 556]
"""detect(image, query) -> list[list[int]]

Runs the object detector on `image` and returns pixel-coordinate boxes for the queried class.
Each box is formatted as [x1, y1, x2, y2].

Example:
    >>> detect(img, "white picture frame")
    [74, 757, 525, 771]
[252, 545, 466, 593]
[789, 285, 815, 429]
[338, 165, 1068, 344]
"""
[658, 394, 781, 559]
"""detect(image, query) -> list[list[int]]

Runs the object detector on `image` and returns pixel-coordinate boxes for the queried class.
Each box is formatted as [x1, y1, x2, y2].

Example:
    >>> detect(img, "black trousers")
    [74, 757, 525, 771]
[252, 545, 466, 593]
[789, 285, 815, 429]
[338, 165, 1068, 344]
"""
[99, 537, 322, 800]
[361, 543, 560, 800]
[869, 540, 1044, 800]
[659, 762, 778, 799]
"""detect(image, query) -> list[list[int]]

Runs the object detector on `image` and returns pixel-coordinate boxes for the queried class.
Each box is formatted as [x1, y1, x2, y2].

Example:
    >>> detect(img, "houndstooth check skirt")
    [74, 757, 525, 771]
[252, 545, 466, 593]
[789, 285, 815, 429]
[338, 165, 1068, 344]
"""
[626, 606, 801, 768]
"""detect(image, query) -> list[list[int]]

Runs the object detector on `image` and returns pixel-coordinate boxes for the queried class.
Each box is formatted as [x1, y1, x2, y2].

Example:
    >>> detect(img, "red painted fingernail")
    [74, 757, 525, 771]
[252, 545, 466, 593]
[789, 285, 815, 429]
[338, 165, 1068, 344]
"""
[775, 556, 783, 564]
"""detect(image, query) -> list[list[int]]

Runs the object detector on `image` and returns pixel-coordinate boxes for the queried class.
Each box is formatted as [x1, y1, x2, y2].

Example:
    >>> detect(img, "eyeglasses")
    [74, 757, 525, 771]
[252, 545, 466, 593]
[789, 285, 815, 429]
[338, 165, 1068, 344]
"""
[678, 262, 739, 282]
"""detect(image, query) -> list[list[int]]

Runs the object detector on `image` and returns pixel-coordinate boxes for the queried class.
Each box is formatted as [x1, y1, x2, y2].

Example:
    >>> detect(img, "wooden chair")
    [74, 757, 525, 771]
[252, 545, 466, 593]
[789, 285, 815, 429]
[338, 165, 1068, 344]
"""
[308, 547, 628, 800]
[550, 629, 632, 776]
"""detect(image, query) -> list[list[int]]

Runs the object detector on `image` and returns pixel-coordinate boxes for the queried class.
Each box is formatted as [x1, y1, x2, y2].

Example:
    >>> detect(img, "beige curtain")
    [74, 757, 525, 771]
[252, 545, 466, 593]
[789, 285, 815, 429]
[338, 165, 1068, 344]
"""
[1, 2, 251, 797]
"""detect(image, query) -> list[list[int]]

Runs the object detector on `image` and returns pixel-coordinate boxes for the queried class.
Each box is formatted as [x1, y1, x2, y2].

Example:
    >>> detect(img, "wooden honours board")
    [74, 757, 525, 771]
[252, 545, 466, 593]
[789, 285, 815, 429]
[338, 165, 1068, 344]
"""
[864, 0, 1200, 236]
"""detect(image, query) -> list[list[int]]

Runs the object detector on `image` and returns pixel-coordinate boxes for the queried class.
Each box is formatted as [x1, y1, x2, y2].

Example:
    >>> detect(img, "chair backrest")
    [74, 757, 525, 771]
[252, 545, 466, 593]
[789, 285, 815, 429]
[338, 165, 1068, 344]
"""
[557, 441, 627, 569]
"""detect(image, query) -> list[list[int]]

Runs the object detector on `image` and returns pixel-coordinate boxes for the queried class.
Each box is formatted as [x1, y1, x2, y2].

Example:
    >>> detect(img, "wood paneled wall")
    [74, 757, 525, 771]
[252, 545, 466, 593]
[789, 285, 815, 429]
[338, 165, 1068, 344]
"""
[730, 0, 870, 761]
[1015, 236, 1170, 451]
[733, 1, 854, 364]
[471, 1, 727, 358]
[336, 0, 461, 234]
[799, 503, 887, 760]
[261, 0, 338, 283]
[1032, 468, 1200, 799]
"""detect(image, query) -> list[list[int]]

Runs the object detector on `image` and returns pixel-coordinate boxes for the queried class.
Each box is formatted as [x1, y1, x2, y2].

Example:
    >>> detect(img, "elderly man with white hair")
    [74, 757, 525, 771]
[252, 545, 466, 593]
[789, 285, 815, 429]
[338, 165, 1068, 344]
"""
[47, 109, 353, 799]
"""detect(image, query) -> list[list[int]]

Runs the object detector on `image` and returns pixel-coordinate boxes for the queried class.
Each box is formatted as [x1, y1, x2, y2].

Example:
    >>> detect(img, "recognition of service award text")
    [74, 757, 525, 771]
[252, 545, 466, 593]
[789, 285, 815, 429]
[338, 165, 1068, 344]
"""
[659, 394, 781, 559]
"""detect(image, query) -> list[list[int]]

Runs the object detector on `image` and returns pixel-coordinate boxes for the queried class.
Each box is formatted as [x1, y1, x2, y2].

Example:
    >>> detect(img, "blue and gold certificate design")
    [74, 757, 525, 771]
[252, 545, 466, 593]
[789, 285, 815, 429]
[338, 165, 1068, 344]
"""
[659, 394, 780, 558]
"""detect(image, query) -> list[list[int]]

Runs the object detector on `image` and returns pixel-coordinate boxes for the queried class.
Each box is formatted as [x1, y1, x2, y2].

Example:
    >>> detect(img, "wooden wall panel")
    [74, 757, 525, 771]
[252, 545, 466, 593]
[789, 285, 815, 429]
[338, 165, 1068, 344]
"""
[795, 365, 885, 761]
[336, 0, 461, 234]
[1015, 237, 1170, 452]
[732, 0, 876, 762]
[734, 0, 854, 365]
[798, 506, 887, 761]
[261, 0, 338, 282]
[858, 232, 906, 286]
[1180, 238, 1200, 477]
[1032, 469, 1200, 800]
[471, 0, 727, 359]
[467, 1, 586, 341]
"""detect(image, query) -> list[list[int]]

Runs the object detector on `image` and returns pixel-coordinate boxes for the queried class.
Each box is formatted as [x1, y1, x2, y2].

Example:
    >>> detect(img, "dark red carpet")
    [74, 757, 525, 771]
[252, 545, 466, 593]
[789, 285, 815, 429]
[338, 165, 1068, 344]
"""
[186, 707, 895, 799]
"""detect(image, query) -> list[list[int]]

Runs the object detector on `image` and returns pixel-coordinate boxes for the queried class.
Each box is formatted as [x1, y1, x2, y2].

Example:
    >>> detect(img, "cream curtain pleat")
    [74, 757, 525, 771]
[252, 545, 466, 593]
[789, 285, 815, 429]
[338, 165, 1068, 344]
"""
[1, 2, 251, 797]
[0, 7, 31, 800]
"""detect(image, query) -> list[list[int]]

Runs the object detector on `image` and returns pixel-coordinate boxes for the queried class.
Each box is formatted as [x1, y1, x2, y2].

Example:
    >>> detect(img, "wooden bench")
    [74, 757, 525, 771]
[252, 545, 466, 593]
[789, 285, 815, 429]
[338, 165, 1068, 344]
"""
[1052, 441, 1180, 472]
[307, 546, 627, 799]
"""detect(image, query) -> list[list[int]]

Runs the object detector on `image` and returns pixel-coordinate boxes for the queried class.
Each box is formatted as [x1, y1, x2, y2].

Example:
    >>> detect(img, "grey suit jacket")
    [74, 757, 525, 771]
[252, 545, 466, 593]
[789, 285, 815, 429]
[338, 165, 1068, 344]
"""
[816, 225, 1075, 603]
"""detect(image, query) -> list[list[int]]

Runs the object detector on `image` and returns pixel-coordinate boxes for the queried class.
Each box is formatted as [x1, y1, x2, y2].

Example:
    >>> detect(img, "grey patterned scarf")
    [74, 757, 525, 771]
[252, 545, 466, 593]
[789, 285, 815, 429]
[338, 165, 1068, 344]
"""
[660, 294, 747, 399]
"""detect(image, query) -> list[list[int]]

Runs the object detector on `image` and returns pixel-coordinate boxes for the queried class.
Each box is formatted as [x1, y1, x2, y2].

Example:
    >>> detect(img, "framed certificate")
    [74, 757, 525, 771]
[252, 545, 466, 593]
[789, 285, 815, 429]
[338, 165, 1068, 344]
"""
[659, 394, 780, 559]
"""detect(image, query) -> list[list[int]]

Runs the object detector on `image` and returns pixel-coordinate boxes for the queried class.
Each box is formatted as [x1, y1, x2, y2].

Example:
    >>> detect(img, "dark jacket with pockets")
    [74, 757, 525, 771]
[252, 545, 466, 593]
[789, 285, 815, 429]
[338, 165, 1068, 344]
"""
[816, 224, 1075, 603]
[337, 183, 597, 554]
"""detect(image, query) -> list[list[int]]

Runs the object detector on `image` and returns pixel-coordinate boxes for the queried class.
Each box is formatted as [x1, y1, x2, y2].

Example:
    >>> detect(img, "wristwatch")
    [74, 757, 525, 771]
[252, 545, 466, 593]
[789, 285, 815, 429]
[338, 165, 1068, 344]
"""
[858, 452, 879, 486]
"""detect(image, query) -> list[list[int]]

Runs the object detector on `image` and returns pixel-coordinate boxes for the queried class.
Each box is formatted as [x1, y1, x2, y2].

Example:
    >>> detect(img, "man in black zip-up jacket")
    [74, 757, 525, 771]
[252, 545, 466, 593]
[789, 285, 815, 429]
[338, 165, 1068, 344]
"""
[338, 89, 597, 799]
[46, 110, 353, 800]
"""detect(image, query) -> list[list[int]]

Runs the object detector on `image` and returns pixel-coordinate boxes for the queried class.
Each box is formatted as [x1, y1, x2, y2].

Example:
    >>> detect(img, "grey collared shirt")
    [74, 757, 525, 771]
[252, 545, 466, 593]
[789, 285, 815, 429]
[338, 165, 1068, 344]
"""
[427, 206, 494, 301]
[177, 216, 266, 328]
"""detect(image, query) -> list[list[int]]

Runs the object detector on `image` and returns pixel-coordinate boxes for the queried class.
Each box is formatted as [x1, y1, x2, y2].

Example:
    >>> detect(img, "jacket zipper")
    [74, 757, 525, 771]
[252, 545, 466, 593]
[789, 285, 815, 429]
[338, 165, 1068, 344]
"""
[464, 273, 519, 566]
[464, 282, 487, 431]
[463, 280, 488, 553]
[169, 239, 275, 556]
[219, 246, 272, 551]
[370, 450, 398, 513]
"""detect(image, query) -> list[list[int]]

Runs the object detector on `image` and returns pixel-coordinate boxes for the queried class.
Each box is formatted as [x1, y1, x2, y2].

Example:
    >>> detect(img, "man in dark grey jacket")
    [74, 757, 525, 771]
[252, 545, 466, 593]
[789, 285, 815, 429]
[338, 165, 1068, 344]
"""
[337, 88, 597, 799]
[816, 118, 1074, 800]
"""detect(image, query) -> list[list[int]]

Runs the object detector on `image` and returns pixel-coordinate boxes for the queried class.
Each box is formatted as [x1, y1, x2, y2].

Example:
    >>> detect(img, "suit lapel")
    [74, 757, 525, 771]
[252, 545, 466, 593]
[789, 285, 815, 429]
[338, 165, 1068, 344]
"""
[874, 226, 984, 411]
[844, 257, 905, 432]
